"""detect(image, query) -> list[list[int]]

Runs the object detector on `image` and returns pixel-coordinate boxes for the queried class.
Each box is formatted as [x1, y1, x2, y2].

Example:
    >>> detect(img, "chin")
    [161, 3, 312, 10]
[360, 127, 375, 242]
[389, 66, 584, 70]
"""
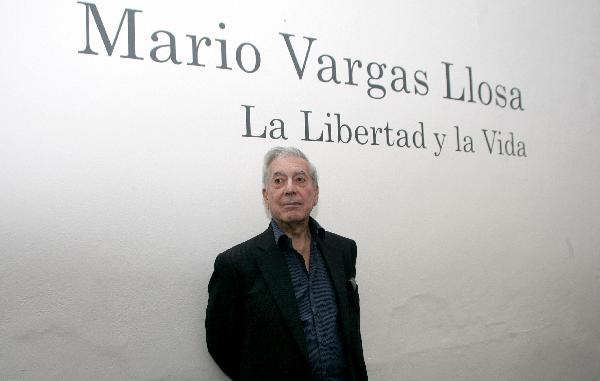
[278, 212, 309, 224]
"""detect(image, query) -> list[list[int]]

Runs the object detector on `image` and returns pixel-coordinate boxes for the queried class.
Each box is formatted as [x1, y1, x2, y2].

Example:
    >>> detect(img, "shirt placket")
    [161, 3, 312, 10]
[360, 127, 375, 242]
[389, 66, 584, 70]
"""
[308, 242, 328, 380]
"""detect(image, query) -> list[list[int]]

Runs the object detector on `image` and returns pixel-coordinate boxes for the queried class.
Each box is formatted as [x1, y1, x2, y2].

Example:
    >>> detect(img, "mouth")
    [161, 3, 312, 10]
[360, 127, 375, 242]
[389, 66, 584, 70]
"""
[282, 202, 302, 208]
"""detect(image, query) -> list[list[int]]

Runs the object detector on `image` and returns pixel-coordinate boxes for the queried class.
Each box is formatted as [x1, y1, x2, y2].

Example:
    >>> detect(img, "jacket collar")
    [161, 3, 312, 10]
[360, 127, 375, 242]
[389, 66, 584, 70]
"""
[270, 217, 325, 248]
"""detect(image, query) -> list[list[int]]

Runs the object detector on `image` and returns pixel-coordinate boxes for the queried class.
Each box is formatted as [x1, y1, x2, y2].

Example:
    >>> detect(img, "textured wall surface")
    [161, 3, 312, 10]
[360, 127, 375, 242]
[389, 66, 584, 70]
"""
[1, 1, 600, 380]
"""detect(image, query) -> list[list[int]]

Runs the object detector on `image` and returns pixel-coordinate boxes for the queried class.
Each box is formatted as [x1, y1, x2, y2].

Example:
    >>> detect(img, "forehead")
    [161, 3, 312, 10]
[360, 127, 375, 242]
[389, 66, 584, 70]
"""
[268, 156, 310, 175]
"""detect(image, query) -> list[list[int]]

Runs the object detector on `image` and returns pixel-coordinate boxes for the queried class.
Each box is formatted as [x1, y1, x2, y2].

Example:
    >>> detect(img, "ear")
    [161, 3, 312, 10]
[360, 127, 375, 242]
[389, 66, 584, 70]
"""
[262, 188, 268, 205]
[313, 185, 319, 206]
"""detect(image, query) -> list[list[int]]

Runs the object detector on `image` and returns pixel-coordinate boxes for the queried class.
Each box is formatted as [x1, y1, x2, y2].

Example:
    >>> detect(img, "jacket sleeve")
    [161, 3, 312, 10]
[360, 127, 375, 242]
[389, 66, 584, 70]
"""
[350, 240, 369, 381]
[205, 252, 242, 380]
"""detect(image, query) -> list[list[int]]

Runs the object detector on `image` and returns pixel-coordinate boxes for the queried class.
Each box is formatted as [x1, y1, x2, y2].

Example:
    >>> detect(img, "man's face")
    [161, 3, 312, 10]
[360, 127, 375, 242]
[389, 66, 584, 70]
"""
[262, 155, 319, 227]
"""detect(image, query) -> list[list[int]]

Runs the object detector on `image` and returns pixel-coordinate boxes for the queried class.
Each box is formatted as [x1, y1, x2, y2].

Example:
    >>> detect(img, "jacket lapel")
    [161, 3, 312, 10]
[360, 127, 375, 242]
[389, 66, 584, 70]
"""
[254, 229, 309, 362]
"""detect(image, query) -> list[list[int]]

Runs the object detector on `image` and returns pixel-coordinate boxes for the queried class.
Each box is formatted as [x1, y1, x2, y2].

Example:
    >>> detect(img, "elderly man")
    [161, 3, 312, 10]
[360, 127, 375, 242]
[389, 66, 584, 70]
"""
[206, 146, 367, 381]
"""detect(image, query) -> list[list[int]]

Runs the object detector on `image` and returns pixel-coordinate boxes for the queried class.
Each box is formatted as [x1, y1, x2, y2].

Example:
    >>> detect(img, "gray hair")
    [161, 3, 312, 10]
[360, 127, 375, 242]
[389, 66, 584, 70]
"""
[262, 146, 319, 188]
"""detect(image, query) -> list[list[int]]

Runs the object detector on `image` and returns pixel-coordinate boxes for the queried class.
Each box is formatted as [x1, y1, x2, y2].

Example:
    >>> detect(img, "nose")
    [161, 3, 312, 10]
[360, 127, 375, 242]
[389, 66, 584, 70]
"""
[283, 178, 296, 195]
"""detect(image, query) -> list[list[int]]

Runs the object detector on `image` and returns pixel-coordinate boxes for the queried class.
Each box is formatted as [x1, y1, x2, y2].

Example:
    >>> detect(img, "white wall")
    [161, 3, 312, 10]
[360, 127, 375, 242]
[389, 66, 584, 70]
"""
[1, 1, 599, 380]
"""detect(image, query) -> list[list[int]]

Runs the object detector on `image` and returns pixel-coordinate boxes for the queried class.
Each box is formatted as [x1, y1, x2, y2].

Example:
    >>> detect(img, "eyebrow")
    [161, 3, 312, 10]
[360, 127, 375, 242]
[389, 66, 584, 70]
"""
[271, 170, 307, 177]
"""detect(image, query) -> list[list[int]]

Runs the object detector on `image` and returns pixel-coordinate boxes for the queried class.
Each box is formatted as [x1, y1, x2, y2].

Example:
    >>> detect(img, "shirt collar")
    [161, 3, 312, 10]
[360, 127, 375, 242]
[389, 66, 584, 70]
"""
[271, 217, 325, 247]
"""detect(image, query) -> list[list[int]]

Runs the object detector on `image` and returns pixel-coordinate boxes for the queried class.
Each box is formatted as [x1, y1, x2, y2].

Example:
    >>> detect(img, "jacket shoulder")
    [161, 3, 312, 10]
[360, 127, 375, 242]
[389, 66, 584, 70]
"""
[324, 230, 356, 246]
[321, 230, 358, 271]
[215, 228, 272, 266]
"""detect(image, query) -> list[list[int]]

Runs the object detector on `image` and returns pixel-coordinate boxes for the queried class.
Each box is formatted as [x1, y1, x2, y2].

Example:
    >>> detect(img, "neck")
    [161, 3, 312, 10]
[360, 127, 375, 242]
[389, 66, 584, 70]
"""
[274, 218, 311, 241]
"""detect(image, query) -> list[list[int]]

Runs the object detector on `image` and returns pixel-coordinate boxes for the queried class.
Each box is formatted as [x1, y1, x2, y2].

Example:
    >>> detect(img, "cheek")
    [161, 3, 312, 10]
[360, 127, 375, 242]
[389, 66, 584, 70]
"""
[305, 192, 318, 207]
[266, 189, 278, 200]
[312, 191, 319, 204]
[269, 192, 283, 206]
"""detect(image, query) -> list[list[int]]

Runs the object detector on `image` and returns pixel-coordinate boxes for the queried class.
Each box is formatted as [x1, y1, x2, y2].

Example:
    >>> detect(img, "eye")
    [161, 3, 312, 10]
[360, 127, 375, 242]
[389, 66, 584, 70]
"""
[273, 178, 283, 185]
[296, 176, 306, 183]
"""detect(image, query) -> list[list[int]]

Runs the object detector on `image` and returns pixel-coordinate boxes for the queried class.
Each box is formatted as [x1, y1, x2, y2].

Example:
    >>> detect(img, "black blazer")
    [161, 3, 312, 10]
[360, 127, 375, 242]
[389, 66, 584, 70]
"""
[206, 226, 368, 381]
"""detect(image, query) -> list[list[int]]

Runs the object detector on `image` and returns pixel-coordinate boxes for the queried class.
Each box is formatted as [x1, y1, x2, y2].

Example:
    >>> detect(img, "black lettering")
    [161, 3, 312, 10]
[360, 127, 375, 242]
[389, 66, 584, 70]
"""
[367, 62, 386, 100]
[355, 126, 368, 145]
[78, 2, 142, 59]
[478, 81, 492, 105]
[442, 61, 464, 101]
[482, 129, 497, 153]
[317, 54, 341, 84]
[280, 33, 316, 80]
[236, 43, 261, 73]
[215, 23, 232, 70]
[241, 105, 266, 138]
[336, 113, 351, 143]
[186, 35, 211, 67]
[414, 70, 429, 95]
[301, 110, 323, 141]
[510, 88, 524, 110]
[344, 58, 362, 86]
[390, 66, 409, 93]
[150, 30, 182, 64]
[495, 85, 507, 108]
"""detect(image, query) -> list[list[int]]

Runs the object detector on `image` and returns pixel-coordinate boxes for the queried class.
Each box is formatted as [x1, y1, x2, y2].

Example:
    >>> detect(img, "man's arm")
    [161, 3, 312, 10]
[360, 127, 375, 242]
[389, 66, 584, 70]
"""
[350, 240, 368, 381]
[205, 252, 242, 380]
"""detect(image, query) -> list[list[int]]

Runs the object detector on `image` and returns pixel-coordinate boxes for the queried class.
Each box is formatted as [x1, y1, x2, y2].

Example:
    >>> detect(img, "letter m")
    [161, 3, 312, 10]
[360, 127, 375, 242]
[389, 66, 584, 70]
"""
[78, 2, 142, 59]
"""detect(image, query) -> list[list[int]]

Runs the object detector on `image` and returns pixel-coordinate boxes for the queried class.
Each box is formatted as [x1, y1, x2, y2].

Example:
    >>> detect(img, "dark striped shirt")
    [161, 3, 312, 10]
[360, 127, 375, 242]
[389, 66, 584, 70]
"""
[272, 219, 347, 381]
